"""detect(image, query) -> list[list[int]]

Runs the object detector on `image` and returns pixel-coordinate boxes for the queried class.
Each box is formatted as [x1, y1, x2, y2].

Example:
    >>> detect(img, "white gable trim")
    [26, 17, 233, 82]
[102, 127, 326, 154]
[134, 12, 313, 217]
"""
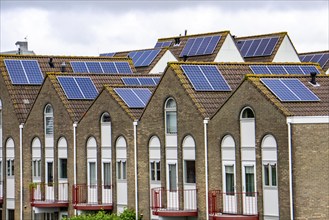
[273, 35, 300, 62]
[214, 34, 244, 62]
[149, 50, 177, 74]
[287, 116, 329, 124]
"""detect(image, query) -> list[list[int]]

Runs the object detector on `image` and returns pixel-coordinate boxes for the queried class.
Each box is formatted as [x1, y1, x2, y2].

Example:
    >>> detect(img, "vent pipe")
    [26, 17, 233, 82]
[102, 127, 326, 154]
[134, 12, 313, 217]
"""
[61, 62, 66, 72]
[184, 30, 187, 36]
[49, 57, 55, 68]
[310, 72, 317, 85]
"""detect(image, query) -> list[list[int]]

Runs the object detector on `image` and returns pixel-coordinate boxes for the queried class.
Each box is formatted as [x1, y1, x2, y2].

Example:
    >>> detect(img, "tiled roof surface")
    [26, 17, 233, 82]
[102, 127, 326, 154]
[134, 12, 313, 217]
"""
[248, 74, 329, 116]
[168, 61, 325, 118]
[157, 31, 231, 62]
[299, 50, 329, 72]
[235, 32, 288, 62]
[0, 54, 136, 123]
[48, 73, 161, 122]
[112, 48, 168, 74]
[104, 85, 155, 120]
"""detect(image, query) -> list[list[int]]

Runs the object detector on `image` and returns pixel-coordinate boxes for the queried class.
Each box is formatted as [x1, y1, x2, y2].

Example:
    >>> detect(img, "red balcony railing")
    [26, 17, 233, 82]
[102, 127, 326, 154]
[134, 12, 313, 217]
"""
[0, 181, 3, 204]
[209, 190, 258, 216]
[151, 187, 198, 216]
[72, 184, 113, 210]
[30, 182, 69, 207]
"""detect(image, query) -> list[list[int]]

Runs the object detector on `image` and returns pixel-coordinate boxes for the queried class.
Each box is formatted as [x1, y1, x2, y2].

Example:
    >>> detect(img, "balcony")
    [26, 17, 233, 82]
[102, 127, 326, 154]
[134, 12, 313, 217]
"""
[0, 181, 3, 204]
[209, 190, 259, 220]
[151, 187, 198, 217]
[73, 184, 113, 211]
[30, 182, 69, 208]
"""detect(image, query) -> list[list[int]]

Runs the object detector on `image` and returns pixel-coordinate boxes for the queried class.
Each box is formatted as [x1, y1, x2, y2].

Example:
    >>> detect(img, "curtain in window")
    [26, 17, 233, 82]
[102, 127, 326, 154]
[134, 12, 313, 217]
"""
[245, 166, 254, 196]
[225, 165, 234, 195]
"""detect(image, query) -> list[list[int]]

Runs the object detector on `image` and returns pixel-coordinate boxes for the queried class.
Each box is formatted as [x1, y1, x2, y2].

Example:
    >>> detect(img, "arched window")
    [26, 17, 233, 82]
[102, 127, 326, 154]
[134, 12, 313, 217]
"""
[44, 104, 54, 135]
[87, 137, 97, 186]
[32, 137, 42, 181]
[183, 135, 196, 184]
[149, 136, 161, 182]
[221, 135, 236, 198]
[241, 107, 255, 119]
[165, 98, 177, 134]
[101, 112, 111, 123]
[58, 137, 68, 180]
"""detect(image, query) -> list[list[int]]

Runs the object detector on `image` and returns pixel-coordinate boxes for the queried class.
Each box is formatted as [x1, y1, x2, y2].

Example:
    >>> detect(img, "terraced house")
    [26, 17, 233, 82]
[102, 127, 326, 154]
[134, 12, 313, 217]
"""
[0, 30, 328, 220]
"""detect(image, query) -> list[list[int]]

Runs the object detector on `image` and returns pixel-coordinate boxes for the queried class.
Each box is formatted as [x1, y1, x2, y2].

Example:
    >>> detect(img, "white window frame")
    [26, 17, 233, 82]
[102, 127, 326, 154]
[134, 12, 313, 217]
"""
[32, 159, 41, 178]
[59, 158, 67, 180]
[44, 104, 54, 136]
[103, 161, 111, 188]
[150, 160, 161, 182]
[7, 159, 14, 177]
[263, 162, 277, 188]
[88, 161, 97, 186]
[184, 160, 196, 184]
[117, 160, 126, 180]
[165, 98, 177, 135]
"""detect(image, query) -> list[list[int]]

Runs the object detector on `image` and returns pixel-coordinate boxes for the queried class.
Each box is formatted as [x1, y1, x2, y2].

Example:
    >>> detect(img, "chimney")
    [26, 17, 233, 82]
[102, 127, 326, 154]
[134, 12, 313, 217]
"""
[49, 57, 55, 68]
[184, 30, 187, 36]
[183, 55, 188, 62]
[310, 72, 317, 85]
[174, 37, 180, 45]
[15, 41, 28, 52]
[60, 62, 66, 72]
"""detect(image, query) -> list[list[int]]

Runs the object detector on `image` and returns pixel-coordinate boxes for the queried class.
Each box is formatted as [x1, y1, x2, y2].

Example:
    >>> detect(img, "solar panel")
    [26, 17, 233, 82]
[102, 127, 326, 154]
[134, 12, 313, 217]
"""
[86, 62, 103, 73]
[154, 41, 172, 48]
[4, 59, 44, 85]
[99, 52, 116, 57]
[318, 53, 329, 68]
[114, 88, 151, 108]
[237, 37, 279, 57]
[71, 62, 88, 73]
[300, 53, 329, 69]
[122, 77, 141, 85]
[250, 65, 320, 75]
[70, 61, 132, 74]
[180, 35, 221, 57]
[138, 78, 156, 86]
[57, 76, 98, 100]
[181, 65, 231, 91]
[121, 77, 160, 86]
[261, 78, 319, 102]
[128, 49, 161, 67]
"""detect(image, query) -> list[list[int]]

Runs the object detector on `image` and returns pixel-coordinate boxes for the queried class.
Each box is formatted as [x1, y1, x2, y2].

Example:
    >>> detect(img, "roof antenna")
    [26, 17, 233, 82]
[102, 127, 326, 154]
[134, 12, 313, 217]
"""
[184, 30, 187, 36]
[61, 62, 66, 72]
[49, 57, 55, 68]
[310, 72, 318, 86]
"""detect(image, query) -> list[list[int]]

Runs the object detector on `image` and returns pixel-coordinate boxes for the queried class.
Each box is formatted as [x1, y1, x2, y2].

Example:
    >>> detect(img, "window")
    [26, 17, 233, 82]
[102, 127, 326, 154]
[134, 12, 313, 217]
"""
[245, 166, 255, 197]
[150, 161, 160, 181]
[225, 165, 235, 195]
[264, 163, 277, 187]
[89, 162, 96, 185]
[44, 104, 54, 135]
[117, 161, 126, 180]
[165, 98, 177, 134]
[101, 112, 111, 123]
[169, 164, 177, 191]
[241, 108, 254, 118]
[47, 162, 53, 185]
[32, 160, 41, 178]
[103, 162, 111, 188]
[7, 159, 14, 176]
[59, 159, 67, 179]
[185, 160, 195, 183]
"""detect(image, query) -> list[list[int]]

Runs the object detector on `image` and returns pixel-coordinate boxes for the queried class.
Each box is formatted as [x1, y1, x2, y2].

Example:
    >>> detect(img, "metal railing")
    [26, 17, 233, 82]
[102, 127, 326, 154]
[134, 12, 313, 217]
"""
[73, 184, 112, 205]
[151, 187, 198, 212]
[209, 190, 258, 216]
[30, 182, 69, 204]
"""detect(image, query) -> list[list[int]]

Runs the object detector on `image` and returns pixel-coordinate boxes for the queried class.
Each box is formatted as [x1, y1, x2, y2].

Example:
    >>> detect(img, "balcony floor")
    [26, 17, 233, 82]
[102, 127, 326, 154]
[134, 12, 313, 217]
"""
[153, 209, 198, 217]
[32, 201, 69, 208]
[74, 203, 113, 211]
[210, 214, 259, 220]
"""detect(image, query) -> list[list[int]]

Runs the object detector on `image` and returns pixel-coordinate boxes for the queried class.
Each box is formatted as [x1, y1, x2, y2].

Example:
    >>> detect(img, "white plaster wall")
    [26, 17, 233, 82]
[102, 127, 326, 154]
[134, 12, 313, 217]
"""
[214, 35, 245, 62]
[273, 35, 300, 62]
[150, 50, 177, 74]
[116, 136, 127, 214]
[6, 138, 15, 207]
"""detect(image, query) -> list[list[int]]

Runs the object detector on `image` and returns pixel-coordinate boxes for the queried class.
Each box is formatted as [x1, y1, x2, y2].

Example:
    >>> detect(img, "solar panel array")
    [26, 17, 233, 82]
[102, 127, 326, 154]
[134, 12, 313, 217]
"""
[181, 65, 231, 91]
[121, 77, 160, 86]
[128, 49, 161, 67]
[70, 61, 132, 74]
[154, 41, 172, 48]
[250, 65, 320, 75]
[99, 52, 116, 57]
[179, 35, 221, 57]
[261, 78, 319, 102]
[4, 59, 44, 85]
[57, 76, 98, 100]
[299, 52, 329, 69]
[236, 37, 279, 57]
[114, 88, 152, 108]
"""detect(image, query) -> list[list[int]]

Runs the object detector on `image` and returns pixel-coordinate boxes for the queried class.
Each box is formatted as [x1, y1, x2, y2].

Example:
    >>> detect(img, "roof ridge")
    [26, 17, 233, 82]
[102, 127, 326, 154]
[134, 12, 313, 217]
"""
[157, 30, 230, 41]
[236, 31, 287, 40]
[299, 50, 329, 55]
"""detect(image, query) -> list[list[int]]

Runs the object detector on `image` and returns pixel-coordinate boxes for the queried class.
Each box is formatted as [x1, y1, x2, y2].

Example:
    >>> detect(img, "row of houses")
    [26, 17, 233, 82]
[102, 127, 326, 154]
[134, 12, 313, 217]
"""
[0, 30, 328, 220]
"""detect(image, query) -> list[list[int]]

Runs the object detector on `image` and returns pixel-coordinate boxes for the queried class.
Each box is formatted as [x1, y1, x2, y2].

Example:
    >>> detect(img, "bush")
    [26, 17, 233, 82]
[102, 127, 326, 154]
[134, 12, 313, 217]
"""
[65, 209, 142, 220]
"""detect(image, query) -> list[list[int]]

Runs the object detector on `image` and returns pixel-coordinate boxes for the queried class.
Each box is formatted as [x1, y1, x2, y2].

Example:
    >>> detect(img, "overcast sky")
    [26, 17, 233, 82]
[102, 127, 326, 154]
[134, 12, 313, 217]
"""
[0, 0, 328, 56]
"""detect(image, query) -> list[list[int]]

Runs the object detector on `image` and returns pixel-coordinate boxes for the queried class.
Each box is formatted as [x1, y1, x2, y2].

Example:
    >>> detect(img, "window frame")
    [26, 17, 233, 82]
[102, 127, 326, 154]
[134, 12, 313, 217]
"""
[165, 98, 177, 135]
[184, 160, 196, 184]
[150, 160, 161, 182]
[7, 159, 14, 177]
[263, 162, 277, 187]
[59, 158, 68, 179]
[225, 165, 235, 195]
[117, 160, 127, 180]
[44, 104, 54, 135]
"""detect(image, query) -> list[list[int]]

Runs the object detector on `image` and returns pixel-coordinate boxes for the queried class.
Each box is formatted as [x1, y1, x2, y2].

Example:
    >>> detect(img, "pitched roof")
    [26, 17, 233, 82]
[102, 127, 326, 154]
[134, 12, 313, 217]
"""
[247, 74, 329, 116]
[235, 32, 296, 62]
[156, 30, 231, 62]
[106, 48, 168, 74]
[103, 85, 155, 120]
[162, 61, 325, 119]
[47, 73, 161, 122]
[0, 54, 136, 123]
[299, 50, 329, 72]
